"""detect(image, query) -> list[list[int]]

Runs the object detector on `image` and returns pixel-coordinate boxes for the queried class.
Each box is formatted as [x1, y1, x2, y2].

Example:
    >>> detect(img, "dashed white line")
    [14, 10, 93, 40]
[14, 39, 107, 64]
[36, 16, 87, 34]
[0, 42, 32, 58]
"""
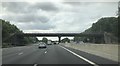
[45, 51, 47, 53]
[60, 46, 99, 66]
[18, 52, 23, 55]
[34, 64, 37, 66]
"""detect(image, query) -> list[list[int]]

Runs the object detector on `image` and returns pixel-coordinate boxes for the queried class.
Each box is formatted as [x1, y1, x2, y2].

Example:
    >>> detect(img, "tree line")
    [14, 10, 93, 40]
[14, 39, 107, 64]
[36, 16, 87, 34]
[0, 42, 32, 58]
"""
[74, 17, 118, 43]
[1, 19, 39, 48]
[84, 17, 118, 37]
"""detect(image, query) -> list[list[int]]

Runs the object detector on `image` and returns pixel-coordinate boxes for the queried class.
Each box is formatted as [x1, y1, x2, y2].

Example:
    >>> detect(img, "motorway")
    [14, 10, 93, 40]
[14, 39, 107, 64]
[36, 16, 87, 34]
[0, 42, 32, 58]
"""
[2, 44, 119, 66]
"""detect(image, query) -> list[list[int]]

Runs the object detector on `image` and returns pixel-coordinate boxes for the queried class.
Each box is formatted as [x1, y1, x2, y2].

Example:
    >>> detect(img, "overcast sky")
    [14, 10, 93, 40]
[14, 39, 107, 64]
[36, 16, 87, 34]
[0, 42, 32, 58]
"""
[0, 0, 118, 40]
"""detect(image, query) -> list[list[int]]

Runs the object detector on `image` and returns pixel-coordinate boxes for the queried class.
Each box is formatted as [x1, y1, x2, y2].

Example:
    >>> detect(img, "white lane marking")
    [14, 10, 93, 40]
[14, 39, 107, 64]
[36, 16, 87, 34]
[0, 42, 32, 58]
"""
[45, 51, 47, 53]
[18, 52, 23, 55]
[60, 46, 99, 66]
[34, 64, 37, 66]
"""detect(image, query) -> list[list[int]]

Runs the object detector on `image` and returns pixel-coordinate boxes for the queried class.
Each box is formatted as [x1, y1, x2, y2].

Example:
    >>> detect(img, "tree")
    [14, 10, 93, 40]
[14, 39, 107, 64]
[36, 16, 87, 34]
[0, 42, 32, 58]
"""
[84, 17, 118, 37]
[118, 1, 120, 43]
[83, 17, 118, 43]
[1, 19, 39, 47]
[42, 37, 48, 44]
[61, 38, 70, 43]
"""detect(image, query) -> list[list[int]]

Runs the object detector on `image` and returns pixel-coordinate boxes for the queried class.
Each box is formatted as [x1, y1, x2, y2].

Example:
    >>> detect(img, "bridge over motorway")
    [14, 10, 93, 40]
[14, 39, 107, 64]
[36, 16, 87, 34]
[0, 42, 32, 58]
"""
[17, 33, 104, 43]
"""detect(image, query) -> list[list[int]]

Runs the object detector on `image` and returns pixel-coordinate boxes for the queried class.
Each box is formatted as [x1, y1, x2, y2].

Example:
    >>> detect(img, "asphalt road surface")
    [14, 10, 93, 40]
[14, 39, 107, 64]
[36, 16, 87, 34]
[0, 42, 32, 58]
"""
[2, 44, 119, 66]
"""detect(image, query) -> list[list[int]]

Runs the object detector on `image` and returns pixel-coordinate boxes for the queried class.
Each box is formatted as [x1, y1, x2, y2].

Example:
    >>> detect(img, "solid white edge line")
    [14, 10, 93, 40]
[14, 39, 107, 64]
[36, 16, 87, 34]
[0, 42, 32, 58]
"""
[60, 46, 99, 66]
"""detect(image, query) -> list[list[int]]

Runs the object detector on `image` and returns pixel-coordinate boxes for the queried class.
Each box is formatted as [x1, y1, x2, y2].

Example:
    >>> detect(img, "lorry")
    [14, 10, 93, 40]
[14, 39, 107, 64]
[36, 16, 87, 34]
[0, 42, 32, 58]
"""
[47, 40, 52, 45]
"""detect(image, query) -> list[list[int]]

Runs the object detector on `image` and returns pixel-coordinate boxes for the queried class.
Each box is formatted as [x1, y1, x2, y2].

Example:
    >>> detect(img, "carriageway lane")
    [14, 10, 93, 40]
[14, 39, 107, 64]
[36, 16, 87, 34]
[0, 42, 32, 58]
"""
[2, 44, 119, 66]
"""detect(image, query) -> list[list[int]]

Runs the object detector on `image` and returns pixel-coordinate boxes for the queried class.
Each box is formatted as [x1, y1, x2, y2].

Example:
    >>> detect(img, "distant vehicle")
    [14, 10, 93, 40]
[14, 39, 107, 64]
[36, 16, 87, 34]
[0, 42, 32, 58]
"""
[53, 42, 58, 45]
[79, 41, 84, 44]
[53, 42, 56, 45]
[47, 40, 52, 45]
[38, 43, 47, 48]
[56, 42, 59, 44]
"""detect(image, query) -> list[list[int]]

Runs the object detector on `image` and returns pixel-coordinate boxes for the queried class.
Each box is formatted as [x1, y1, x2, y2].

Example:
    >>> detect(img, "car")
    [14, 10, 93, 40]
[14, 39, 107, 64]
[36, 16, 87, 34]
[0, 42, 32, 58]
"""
[38, 43, 47, 48]
[47, 43, 52, 45]
[53, 42, 57, 45]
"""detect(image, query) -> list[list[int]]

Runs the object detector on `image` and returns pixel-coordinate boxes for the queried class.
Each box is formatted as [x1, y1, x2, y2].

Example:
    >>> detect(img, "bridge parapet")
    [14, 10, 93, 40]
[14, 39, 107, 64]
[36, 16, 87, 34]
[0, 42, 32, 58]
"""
[20, 33, 104, 37]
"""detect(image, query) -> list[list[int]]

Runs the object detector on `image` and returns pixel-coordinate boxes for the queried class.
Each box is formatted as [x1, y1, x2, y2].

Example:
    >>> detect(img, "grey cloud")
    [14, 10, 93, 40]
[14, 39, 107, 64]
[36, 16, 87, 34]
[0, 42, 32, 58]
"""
[2, 2, 30, 13]
[1, 2, 57, 30]
[63, 2, 93, 6]
[2, 2, 52, 23]
[2, 2, 59, 14]
[63, 0, 119, 2]
[1, 2, 117, 33]
[17, 22, 55, 30]
[2, 14, 49, 23]
[30, 2, 59, 12]
[49, 2, 117, 32]
[63, 2, 81, 6]
[17, 14, 49, 23]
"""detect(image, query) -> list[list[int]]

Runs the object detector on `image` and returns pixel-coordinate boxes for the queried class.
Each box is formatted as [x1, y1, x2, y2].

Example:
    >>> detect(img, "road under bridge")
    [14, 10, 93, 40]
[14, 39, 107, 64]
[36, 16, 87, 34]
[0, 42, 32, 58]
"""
[17, 33, 104, 43]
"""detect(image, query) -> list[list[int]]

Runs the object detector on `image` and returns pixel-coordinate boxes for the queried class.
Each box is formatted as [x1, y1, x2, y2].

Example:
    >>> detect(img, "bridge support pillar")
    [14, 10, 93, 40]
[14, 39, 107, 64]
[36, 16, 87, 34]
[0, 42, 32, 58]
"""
[58, 36, 61, 43]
